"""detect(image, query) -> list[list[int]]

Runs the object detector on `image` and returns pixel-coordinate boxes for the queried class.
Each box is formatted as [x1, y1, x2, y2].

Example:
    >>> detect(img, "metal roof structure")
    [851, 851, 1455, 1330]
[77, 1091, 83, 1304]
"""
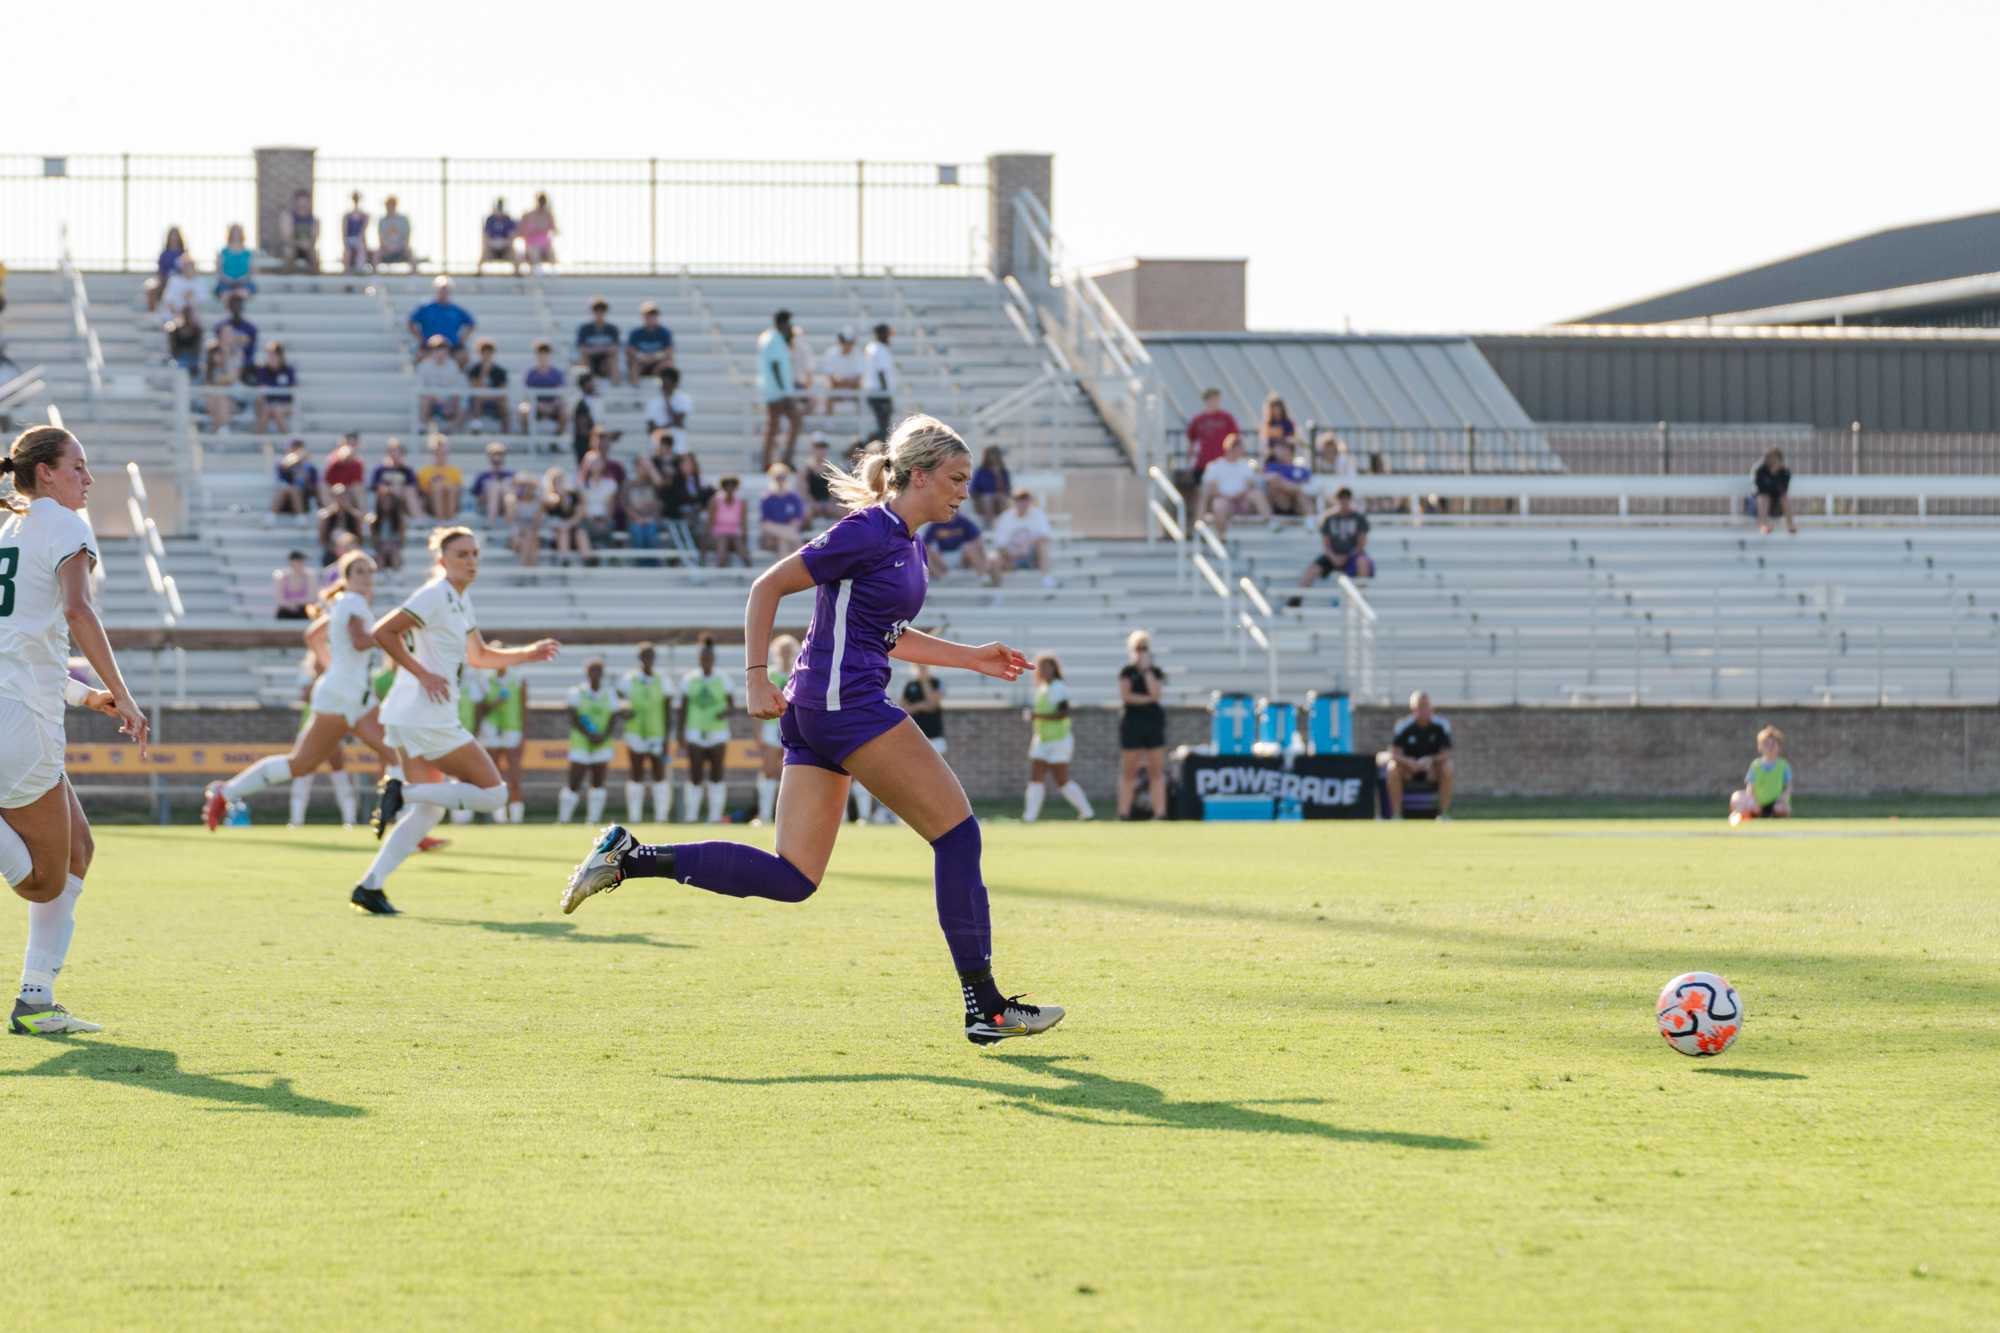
[1577, 208, 2000, 325]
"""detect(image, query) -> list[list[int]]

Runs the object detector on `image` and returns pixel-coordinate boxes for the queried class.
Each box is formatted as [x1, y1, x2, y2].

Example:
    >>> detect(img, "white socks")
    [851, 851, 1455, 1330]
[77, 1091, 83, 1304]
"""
[650, 781, 670, 823]
[508, 799, 524, 824]
[224, 753, 295, 801]
[586, 786, 606, 824]
[557, 787, 580, 823]
[755, 776, 776, 822]
[626, 782, 645, 824]
[1023, 782, 1046, 822]
[450, 808, 473, 824]
[19, 874, 82, 1005]
[705, 780, 725, 823]
[401, 780, 507, 814]
[361, 802, 444, 889]
[330, 770, 358, 826]
[683, 783, 701, 823]
[1060, 781, 1095, 819]
[288, 776, 314, 826]
[0, 818, 32, 888]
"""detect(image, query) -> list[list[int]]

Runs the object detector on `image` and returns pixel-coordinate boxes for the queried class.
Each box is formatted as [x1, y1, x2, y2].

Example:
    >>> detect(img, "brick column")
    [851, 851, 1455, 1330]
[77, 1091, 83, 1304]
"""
[986, 152, 1052, 282]
[254, 146, 316, 258]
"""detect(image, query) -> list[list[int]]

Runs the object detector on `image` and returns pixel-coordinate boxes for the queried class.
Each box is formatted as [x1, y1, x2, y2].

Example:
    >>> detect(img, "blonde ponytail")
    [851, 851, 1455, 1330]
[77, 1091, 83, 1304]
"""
[820, 414, 970, 511]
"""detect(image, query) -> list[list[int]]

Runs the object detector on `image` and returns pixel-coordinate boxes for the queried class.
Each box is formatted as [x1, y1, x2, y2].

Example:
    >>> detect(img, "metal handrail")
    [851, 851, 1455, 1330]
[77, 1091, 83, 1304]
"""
[1238, 576, 1275, 620]
[1192, 551, 1233, 643]
[57, 227, 105, 413]
[0, 365, 47, 416]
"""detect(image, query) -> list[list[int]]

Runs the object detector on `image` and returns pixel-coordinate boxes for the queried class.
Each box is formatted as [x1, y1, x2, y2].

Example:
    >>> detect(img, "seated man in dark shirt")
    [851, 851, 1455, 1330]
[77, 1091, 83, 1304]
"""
[575, 298, 622, 384]
[1754, 447, 1796, 536]
[626, 301, 675, 383]
[1288, 487, 1372, 605]
[1378, 690, 1453, 820]
[922, 510, 987, 580]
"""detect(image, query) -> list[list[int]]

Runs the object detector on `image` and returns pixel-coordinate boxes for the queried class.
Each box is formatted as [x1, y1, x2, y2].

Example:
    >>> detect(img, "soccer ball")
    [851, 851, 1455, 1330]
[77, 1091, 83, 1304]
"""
[1656, 971, 1742, 1057]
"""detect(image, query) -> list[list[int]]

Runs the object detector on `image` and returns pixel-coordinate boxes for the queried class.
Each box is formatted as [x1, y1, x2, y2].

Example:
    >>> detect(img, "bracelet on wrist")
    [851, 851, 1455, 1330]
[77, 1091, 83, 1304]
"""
[744, 663, 767, 672]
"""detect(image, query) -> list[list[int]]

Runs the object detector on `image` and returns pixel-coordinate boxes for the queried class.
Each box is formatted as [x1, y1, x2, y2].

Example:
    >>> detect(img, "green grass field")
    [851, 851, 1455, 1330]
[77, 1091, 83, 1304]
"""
[7, 818, 1997, 1329]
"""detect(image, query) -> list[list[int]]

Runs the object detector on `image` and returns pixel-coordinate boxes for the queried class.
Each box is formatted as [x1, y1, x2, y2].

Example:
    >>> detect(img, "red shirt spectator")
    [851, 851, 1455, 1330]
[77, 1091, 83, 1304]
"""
[324, 434, 365, 489]
[1186, 389, 1239, 472]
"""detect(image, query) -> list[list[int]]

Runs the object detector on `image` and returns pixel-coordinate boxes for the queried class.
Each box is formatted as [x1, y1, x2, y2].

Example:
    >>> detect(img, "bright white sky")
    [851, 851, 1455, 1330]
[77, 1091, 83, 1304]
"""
[17, 0, 2000, 331]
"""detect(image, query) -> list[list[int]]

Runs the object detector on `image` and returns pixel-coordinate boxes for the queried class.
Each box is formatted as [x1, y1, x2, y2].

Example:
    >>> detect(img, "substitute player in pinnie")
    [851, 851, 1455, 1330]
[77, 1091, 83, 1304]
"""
[562, 415, 1064, 1045]
[1728, 725, 1793, 823]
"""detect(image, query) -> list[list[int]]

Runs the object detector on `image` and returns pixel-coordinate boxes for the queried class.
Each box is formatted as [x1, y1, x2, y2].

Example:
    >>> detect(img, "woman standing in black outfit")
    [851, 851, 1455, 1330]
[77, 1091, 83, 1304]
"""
[1116, 630, 1168, 820]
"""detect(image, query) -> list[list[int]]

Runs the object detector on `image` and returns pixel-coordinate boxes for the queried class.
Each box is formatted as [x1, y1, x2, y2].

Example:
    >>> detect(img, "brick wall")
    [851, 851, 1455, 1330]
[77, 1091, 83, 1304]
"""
[70, 703, 2000, 802]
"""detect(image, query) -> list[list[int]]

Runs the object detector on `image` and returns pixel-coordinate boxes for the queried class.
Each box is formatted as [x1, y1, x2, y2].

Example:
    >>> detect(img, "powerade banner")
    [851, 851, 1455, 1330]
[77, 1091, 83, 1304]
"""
[1175, 753, 1378, 821]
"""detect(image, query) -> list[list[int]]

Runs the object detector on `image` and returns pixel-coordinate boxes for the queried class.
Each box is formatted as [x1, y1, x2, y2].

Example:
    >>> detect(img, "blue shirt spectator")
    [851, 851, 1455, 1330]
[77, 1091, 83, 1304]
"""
[257, 362, 297, 402]
[924, 512, 981, 554]
[218, 304, 259, 368]
[628, 316, 673, 355]
[756, 317, 794, 404]
[760, 490, 805, 526]
[407, 278, 476, 353]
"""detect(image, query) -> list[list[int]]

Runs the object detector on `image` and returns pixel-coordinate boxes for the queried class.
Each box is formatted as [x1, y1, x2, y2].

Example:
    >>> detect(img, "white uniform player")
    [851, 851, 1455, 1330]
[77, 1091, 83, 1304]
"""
[0, 498, 98, 813]
[380, 574, 479, 762]
[311, 588, 378, 725]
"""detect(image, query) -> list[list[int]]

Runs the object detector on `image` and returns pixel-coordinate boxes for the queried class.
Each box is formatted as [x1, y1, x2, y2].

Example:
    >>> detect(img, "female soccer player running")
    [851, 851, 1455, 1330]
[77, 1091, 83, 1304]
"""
[0, 426, 150, 1034]
[353, 526, 559, 914]
[562, 416, 1063, 1045]
[752, 634, 800, 824]
[202, 550, 397, 830]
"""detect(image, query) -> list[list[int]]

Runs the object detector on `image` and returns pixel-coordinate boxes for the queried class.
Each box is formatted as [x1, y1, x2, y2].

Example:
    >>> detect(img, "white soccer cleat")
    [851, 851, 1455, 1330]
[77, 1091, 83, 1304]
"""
[10, 1000, 104, 1035]
[562, 824, 635, 915]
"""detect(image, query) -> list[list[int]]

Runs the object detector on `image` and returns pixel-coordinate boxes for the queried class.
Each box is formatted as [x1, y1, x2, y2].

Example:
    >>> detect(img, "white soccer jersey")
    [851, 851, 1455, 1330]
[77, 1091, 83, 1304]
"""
[0, 497, 100, 725]
[380, 575, 478, 729]
[320, 590, 376, 701]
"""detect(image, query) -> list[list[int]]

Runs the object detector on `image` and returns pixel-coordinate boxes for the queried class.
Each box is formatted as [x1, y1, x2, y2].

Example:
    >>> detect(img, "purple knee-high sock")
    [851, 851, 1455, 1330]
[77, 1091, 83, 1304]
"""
[624, 841, 817, 903]
[929, 816, 992, 973]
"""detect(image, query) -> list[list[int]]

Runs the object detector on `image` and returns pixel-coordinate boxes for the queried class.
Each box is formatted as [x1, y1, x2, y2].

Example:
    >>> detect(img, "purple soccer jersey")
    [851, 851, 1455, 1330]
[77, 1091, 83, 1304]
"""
[785, 505, 928, 712]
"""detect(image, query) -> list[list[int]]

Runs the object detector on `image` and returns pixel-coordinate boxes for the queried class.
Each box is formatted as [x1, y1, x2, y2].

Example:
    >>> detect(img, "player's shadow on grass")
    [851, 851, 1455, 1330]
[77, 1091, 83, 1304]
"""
[680, 1054, 1478, 1150]
[1691, 1067, 1807, 1081]
[419, 917, 692, 950]
[0, 1041, 364, 1118]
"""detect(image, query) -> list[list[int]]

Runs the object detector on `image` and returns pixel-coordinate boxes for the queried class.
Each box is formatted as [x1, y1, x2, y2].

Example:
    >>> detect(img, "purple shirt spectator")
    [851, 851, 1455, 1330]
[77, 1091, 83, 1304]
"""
[923, 512, 981, 553]
[1264, 455, 1311, 486]
[760, 491, 805, 526]
[784, 506, 927, 712]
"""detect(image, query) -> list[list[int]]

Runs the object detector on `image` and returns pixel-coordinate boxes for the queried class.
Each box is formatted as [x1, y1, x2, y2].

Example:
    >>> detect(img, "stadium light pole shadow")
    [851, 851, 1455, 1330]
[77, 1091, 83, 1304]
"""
[0, 1040, 365, 1118]
[414, 917, 692, 949]
[678, 1055, 1479, 1150]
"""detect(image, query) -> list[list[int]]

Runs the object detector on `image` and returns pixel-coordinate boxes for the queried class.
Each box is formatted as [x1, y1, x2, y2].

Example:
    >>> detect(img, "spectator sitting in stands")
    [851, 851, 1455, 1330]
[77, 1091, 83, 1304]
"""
[164, 303, 204, 377]
[757, 463, 805, 553]
[1263, 437, 1311, 517]
[571, 374, 607, 462]
[407, 275, 475, 366]
[518, 192, 558, 268]
[479, 197, 520, 275]
[987, 489, 1055, 590]
[644, 366, 692, 453]
[369, 437, 419, 506]
[254, 341, 297, 435]
[519, 340, 569, 436]
[200, 341, 253, 434]
[323, 432, 365, 494]
[215, 223, 256, 302]
[923, 508, 986, 581]
[575, 297, 622, 384]
[147, 226, 188, 311]
[274, 551, 314, 620]
[318, 484, 365, 564]
[802, 434, 840, 524]
[464, 338, 509, 429]
[471, 441, 515, 523]
[321, 530, 361, 584]
[662, 451, 711, 548]
[218, 293, 259, 369]
[1260, 393, 1296, 454]
[1289, 487, 1373, 604]
[627, 301, 675, 382]
[419, 431, 463, 518]
[971, 444, 1011, 522]
[1183, 388, 1238, 485]
[340, 192, 371, 273]
[622, 467, 663, 554]
[159, 254, 200, 323]
[376, 195, 413, 269]
[790, 321, 815, 412]
[1316, 430, 1360, 484]
[415, 336, 465, 431]
[862, 323, 896, 443]
[583, 426, 626, 487]
[707, 474, 749, 567]
[509, 473, 545, 566]
[577, 450, 618, 548]
[370, 470, 411, 570]
[278, 189, 319, 272]
[1198, 434, 1271, 536]
[1755, 447, 1796, 536]
[544, 466, 587, 563]
[758, 309, 801, 468]
[271, 440, 318, 520]
[819, 325, 863, 415]
[1378, 691, 1453, 820]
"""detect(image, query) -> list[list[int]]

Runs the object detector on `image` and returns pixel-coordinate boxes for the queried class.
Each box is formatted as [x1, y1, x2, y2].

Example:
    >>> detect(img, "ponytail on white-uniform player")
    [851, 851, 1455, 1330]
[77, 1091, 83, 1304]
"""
[2, 425, 77, 514]
[321, 549, 378, 605]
